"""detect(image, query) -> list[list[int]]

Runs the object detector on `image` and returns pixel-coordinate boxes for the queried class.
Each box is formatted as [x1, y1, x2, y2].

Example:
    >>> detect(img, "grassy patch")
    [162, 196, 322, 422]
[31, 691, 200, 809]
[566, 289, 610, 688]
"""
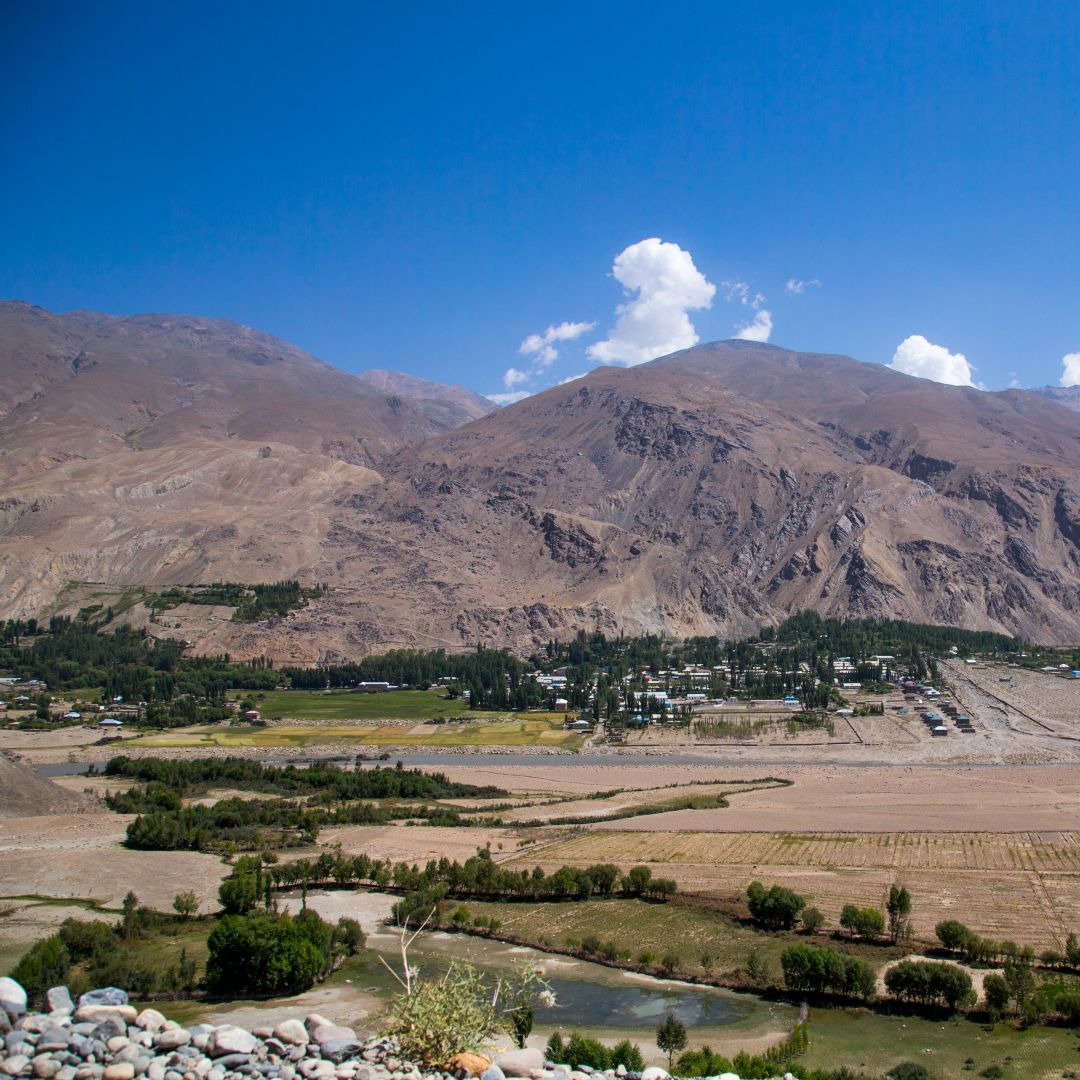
[227, 689, 478, 722]
[135, 715, 584, 749]
[463, 897, 795, 978]
[799, 1007, 1080, 1079]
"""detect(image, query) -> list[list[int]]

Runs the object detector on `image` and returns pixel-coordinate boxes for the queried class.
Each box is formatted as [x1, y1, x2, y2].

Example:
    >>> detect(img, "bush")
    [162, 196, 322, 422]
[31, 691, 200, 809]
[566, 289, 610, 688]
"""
[332, 916, 365, 955]
[884, 959, 974, 1011]
[565, 1033, 612, 1070]
[780, 942, 875, 1000]
[802, 906, 825, 933]
[886, 1064, 930, 1080]
[839, 904, 885, 939]
[747, 880, 806, 930]
[609, 1040, 644, 1071]
[205, 910, 334, 996]
[386, 962, 501, 1067]
[545, 1033, 565, 1063]
[11, 935, 70, 1007]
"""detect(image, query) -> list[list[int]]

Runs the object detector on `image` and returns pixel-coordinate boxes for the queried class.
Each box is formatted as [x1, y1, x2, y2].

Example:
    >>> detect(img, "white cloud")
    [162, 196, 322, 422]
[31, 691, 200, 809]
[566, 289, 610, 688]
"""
[888, 335, 975, 387]
[502, 367, 530, 389]
[519, 320, 595, 367]
[722, 280, 751, 305]
[486, 390, 532, 406]
[558, 371, 588, 385]
[588, 237, 716, 366]
[785, 278, 820, 294]
[1060, 352, 1080, 387]
[734, 309, 773, 342]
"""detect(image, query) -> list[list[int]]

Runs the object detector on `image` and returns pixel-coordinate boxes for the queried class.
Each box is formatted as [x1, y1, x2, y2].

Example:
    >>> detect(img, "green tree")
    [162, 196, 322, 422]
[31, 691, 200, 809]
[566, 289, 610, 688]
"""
[746, 881, 806, 930]
[887, 885, 912, 943]
[172, 890, 199, 919]
[656, 1012, 687, 1068]
[219, 872, 259, 915]
[983, 973, 1010, 1018]
[801, 906, 825, 934]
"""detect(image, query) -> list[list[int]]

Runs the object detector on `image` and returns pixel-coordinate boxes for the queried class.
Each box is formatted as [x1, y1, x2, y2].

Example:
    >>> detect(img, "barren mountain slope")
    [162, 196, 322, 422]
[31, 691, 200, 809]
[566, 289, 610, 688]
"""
[1029, 385, 1080, 412]
[0, 302, 489, 478]
[5, 314, 1080, 657]
[320, 342, 1080, 650]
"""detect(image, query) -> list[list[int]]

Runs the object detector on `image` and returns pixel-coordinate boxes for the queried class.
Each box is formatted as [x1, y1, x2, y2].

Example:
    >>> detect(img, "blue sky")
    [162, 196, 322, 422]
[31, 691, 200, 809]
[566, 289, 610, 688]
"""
[2, 1, 1078, 396]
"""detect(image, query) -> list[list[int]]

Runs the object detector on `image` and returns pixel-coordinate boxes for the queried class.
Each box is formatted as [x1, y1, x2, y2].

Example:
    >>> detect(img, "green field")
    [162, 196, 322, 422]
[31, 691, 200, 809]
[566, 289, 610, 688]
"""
[229, 688, 490, 721]
[464, 896, 802, 977]
[800, 1006, 1080, 1079]
[135, 714, 583, 749]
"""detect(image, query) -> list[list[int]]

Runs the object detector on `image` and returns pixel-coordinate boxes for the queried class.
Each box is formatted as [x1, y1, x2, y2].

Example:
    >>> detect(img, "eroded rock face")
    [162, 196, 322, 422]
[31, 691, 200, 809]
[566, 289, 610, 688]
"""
[7, 312, 1080, 655]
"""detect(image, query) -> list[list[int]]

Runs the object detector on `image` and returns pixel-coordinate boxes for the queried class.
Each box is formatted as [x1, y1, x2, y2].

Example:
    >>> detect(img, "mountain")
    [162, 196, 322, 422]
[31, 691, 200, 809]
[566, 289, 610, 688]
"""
[356, 370, 496, 427]
[1028, 386, 1080, 412]
[5, 308, 1080, 656]
[0, 302, 490, 478]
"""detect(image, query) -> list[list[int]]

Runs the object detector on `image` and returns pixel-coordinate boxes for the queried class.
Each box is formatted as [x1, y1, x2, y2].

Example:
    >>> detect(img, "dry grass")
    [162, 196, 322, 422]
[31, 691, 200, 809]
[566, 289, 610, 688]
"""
[505, 830, 1080, 948]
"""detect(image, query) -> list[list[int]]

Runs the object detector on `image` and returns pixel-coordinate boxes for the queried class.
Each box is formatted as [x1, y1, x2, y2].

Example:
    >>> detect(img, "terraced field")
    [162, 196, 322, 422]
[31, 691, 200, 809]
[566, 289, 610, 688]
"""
[507, 830, 1080, 947]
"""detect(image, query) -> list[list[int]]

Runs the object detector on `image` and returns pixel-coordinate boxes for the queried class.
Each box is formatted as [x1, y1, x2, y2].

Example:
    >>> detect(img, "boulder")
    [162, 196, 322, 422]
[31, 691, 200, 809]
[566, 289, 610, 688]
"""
[73, 1008, 136, 1027]
[134, 1011, 166, 1033]
[206, 1027, 257, 1058]
[2, 1054, 30, 1076]
[318, 1041, 362, 1064]
[493, 1051, 545, 1078]
[447, 1053, 491, 1077]
[272, 1021, 308, 1047]
[77, 991, 128, 1009]
[152, 1030, 189, 1051]
[640, 1070, 668, 1080]
[480, 1067, 505, 1080]
[45, 990, 73, 1015]
[0, 980, 27, 1018]
[103, 1066, 135, 1080]
[309, 1025, 355, 1048]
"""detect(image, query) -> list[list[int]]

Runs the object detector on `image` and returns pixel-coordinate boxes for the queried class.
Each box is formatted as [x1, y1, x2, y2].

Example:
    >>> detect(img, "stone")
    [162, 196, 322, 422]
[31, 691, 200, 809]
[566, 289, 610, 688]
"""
[207, 1029, 257, 1059]
[45, 992, 74, 1016]
[446, 1056, 489, 1079]
[37, 1032, 70, 1055]
[107, 1039, 130, 1054]
[152, 1032, 189, 1052]
[2, 1055, 30, 1076]
[317, 1043, 361, 1065]
[56, 1069, 76, 1080]
[479, 1068, 504, 1080]
[271, 1023, 307, 1048]
[615, 1069, 626, 1079]
[134, 1013, 166, 1035]
[78, 993, 128, 1010]
[0, 981, 28, 1019]
[493, 1052, 544, 1080]
[104, 1067, 135, 1080]
[74, 1010, 137, 1028]
[32, 1057, 61, 1079]
[309, 1027, 355, 1049]
[639, 1072, 668, 1080]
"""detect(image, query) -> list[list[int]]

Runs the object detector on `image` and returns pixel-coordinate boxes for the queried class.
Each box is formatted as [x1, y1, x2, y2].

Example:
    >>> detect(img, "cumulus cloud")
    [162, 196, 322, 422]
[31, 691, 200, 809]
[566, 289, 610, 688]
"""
[888, 335, 975, 387]
[1060, 352, 1080, 387]
[785, 278, 820, 294]
[486, 389, 532, 406]
[520, 320, 594, 366]
[588, 238, 716, 366]
[734, 309, 773, 342]
[502, 367, 529, 389]
[558, 371, 588, 385]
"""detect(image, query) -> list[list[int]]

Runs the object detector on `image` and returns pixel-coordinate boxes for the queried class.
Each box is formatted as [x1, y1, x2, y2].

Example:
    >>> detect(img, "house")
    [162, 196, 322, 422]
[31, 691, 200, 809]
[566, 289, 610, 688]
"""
[553, 698, 569, 712]
[98, 717, 123, 728]
[357, 681, 391, 692]
[932, 725, 949, 736]
[243, 709, 261, 721]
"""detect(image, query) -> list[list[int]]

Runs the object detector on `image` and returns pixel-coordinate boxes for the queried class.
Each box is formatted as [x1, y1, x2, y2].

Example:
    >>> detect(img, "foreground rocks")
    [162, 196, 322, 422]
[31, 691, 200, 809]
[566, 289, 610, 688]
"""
[0, 981, 799, 1080]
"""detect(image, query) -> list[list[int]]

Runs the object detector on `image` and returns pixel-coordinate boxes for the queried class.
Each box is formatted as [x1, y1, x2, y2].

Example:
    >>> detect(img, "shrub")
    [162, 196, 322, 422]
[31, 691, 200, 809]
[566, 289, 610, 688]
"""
[545, 1033, 565, 1062]
[747, 880, 806, 929]
[802, 906, 825, 933]
[11, 935, 70, 1007]
[609, 1040, 644, 1071]
[983, 973, 1010, 1016]
[565, 1033, 611, 1070]
[386, 962, 501, 1066]
[1056, 989, 1080, 1024]
[839, 904, 885, 940]
[332, 916, 365, 955]
[205, 910, 334, 996]
[886, 1064, 930, 1080]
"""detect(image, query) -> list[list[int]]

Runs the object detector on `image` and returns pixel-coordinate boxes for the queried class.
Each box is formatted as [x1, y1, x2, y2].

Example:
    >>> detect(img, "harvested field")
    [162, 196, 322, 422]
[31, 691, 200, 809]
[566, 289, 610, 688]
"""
[0, 812, 228, 916]
[506, 830, 1080, 948]
[317, 823, 531, 864]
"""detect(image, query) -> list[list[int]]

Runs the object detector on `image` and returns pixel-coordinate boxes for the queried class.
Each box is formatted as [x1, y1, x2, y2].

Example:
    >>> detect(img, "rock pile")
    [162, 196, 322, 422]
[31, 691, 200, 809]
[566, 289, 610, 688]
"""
[0, 979, 796, 1080]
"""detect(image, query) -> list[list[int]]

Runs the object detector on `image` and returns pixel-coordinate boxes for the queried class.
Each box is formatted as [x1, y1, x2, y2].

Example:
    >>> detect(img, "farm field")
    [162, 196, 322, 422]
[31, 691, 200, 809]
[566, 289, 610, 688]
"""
[227, 688, 486, 721]
[506, 830, 1080, 948]
[132, 715, 583, 749]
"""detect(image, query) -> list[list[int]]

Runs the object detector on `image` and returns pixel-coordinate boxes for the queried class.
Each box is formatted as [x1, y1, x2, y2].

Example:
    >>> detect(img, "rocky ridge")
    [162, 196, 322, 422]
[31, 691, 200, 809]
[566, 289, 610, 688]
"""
[0, 979, 795, 1080]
